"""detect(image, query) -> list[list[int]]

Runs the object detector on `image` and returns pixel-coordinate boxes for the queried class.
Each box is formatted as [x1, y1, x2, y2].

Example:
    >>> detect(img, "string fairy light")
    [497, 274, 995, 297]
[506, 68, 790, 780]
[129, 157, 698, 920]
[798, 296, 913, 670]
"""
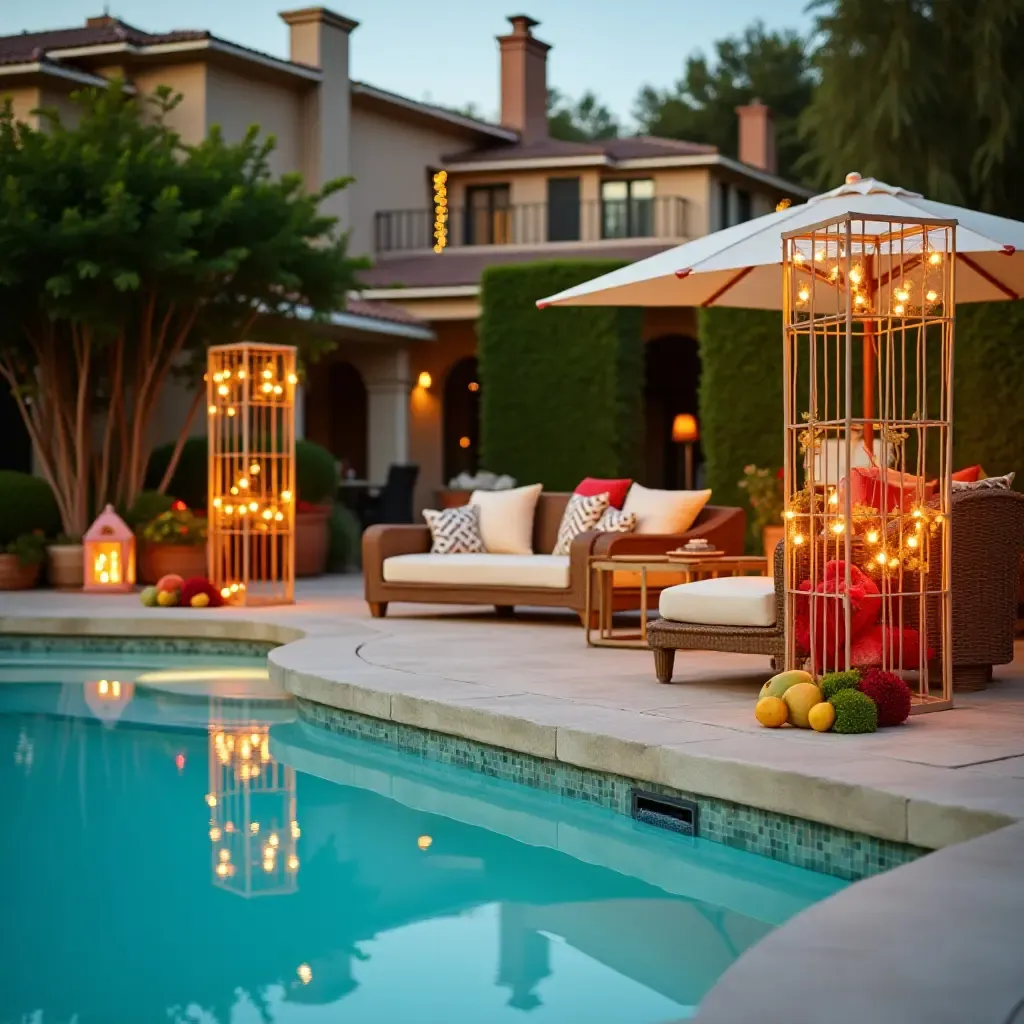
[433, 170, 448, 253]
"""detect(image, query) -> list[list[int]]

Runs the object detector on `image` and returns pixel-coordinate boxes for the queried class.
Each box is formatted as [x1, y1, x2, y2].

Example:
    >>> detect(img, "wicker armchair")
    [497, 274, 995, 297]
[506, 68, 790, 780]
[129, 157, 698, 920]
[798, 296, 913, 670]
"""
[647, 489, 1024, 690]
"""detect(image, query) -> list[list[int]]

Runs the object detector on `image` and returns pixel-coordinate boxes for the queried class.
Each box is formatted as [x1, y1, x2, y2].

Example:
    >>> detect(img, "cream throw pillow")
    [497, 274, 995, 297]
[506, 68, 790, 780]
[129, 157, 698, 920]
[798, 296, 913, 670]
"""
[469, 483, 543, 554]
[622, 484, 711, 535]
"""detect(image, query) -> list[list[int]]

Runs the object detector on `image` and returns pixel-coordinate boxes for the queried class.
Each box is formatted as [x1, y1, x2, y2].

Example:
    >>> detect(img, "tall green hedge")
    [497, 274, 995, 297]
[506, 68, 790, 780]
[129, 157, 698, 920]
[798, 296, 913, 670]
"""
[479, 260, 644, 489]
[699, 303, 1024, 529]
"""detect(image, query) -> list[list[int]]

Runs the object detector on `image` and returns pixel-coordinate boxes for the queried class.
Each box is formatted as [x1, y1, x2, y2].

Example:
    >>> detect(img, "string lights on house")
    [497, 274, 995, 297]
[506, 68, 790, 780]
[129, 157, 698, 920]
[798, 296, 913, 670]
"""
[433, 170, 448, 253]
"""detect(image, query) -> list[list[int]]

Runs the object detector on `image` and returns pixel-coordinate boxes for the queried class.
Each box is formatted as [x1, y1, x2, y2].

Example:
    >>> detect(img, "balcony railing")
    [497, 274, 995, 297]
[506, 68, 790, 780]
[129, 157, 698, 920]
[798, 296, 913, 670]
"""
[374, 196, 689, 254]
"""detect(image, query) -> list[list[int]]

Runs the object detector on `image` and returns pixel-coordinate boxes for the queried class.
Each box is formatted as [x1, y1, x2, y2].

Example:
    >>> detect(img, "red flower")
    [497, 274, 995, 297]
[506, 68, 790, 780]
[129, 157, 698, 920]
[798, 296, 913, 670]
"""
[171, 500, 187, 512]
[178, 525, 188, 535]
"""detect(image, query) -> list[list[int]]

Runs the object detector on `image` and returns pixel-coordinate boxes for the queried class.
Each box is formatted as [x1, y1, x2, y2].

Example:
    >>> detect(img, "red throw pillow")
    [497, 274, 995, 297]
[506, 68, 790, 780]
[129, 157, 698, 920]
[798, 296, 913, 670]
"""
[952, 465, 983, 483]
[575, 477, 632, 509]
[794, 560, 880, 672]
[842, 466, 937, 514]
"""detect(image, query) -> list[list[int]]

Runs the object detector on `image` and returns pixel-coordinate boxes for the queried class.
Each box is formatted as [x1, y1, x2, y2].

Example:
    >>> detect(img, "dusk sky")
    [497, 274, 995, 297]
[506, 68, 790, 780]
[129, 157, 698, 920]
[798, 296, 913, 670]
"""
[3, 0, 811, 126]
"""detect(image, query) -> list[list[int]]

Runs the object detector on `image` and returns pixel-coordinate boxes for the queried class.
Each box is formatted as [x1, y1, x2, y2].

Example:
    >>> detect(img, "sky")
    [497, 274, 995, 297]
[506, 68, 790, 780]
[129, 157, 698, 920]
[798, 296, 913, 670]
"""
[2, 0, 811, 126]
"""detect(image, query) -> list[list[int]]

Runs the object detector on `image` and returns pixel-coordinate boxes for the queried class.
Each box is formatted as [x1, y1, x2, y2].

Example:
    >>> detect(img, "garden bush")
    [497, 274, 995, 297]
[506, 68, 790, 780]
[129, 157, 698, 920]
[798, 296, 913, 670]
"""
[145, 437, 338, 508]
[479, 260, 644, 489]
[0, 471, 61, 544]
[123, 490, 177, 531]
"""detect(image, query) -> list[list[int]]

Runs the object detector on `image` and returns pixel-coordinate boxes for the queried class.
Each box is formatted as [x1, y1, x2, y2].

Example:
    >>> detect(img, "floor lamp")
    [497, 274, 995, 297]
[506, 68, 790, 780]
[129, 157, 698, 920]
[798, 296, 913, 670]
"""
[672, 413, 699, 489]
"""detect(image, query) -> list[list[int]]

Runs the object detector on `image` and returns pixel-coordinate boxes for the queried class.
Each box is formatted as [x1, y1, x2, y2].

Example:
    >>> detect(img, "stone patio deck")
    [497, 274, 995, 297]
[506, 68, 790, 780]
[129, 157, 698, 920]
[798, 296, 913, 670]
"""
[2, 574, 1023, 1022]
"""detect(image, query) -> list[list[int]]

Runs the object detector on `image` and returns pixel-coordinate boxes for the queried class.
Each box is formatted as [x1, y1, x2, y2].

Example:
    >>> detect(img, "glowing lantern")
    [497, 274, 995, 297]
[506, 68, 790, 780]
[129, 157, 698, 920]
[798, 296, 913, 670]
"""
[83, 505, 135, 593]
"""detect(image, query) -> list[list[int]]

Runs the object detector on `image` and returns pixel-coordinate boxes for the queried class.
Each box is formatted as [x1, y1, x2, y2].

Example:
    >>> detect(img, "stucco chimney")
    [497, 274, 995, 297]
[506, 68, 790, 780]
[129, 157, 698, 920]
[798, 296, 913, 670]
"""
[280, 8, 358, 226]
[497, 15, 550, 144]
[735, 99, 776, 174]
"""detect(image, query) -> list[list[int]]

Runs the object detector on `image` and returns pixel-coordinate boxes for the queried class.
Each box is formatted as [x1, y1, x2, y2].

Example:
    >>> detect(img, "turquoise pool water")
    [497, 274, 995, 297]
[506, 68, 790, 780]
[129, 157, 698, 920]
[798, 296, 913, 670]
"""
[0, 650, 847, 1024]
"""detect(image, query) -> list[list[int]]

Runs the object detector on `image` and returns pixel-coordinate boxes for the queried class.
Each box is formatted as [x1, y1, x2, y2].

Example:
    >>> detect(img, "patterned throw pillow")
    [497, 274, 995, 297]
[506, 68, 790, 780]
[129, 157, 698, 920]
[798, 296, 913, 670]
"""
[953, 471, 1015, 492]
[423, 504, 485, 554]
[552, 492, 610, 555]
[596, 508, 638, 534]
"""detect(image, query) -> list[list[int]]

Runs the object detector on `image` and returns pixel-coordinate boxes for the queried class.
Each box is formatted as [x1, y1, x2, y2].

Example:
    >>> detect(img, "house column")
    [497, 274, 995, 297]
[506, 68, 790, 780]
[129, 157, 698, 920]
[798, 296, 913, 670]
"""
[363, 348, 411, 484]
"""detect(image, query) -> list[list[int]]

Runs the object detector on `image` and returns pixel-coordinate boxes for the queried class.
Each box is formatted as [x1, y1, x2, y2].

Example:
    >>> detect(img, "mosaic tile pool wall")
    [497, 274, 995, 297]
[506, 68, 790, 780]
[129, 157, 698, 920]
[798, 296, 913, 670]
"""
[0, 635, 276, 659]
[298, 698, 929, 883]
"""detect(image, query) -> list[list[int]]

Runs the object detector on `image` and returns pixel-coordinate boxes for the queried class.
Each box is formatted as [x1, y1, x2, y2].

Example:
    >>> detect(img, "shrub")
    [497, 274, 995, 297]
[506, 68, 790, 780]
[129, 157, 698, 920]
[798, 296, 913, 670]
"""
[829, 688, 878, 734]
[858, 668, 912, 727]
[296, 439, 338, 506]
[820, 669, 862, 702]
[327, 503, 362, 572]
[143, 507, 207, 546]
[0, 471, 61, 545]
[124, 490, 177, 531]
[479, 260, 644, 489]
[5, 532, 47, 566]
[146, 437, 337, 508]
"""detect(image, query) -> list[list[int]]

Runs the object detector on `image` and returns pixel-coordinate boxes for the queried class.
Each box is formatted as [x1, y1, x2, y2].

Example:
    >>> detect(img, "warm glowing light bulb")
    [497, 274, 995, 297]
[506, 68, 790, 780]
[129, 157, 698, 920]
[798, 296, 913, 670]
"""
[207, 404, 217, 415]
[828, 490, 838, 506]
[216, 863, 229, 878]
[287, 373, 298, 384]
[209, 827, 221, 841]
[867, 530, 880, 544]
[273, 385, 283, 395]
[888, 557, 899, 568]
[876, 551, 887, 565]
[250, 462, 260, 474]
[894, 288, 909, 302]
[926, 289, 938, 302]
[287, 855, 299, 871]
[907, 535, 919, 549]
[227, 407, 236, 417]
[261, 382, 273, 393]
[249, 501, 258, 512]
[793, 250, 805, 264]
[468, 381, 479, 392]
[274, 511, 284, 521]
[237, 369, 246, 379]
[269, 833, 280, 847]
[217, 384, 229, 396]
[854, 293, 867, 307]
[814, 248, 825, 261]
[263, 859, 274, 873]
[797, 286, 810, 303]
[831, 521, 845, 534]
[291, 822, 301, 839]
[220, 587, 231, 599]
[297, 964, 312, 985]
[238, 477, 249, 489]
[459, 436, 471, 449]
[212, 497, 222, 508]
[894, 303, 905, 315]
[219, 849, 231, 863]
[263, 368, 273, 380]
[230, 583, 240, 592]
[262, 509, 272, 519]
[784, 509, 795, 520]
[929, 252, 942, 265]
[912, 508, 923, 518]
[418, 835, 433, 850]
[849, 266, 863, 285]
[280, 490, 292, 502]
[206, 794, 217, 807]
[792, 534, 805, 546]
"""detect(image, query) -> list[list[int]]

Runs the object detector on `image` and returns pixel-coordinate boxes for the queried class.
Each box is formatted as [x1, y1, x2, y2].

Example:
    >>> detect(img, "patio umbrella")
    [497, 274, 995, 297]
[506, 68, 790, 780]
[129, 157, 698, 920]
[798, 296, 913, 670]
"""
[536, 173, 1024, 310]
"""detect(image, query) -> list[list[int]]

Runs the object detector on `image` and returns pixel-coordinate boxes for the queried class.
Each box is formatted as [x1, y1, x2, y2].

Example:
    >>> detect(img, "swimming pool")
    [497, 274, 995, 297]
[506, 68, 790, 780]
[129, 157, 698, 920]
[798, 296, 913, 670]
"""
[0, 648, 847, 1023]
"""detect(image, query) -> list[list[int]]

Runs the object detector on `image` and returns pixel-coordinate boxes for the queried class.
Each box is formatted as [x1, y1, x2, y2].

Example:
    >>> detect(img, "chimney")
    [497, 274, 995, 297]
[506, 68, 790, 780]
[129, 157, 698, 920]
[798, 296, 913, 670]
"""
[497, 15, 550, 144]
[280, 8, 358, 227]
[735, 100, 776, 174]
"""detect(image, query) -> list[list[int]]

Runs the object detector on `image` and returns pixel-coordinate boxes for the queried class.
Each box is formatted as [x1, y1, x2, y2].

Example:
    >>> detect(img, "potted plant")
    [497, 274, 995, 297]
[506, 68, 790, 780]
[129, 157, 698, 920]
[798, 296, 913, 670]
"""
[0, 532, 47, 590]
[47, 533, 84, 589]
[738, 465, 786, 557]
[140, 502, 208, 583]
[295, 439, 338, 577]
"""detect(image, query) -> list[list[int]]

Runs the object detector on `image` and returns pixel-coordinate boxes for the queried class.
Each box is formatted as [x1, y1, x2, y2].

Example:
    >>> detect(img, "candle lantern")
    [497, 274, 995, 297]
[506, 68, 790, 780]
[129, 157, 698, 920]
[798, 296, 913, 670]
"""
[207, 342, 297, 606]
[782, 212, 955, 711]
[83, 504, 135, 593]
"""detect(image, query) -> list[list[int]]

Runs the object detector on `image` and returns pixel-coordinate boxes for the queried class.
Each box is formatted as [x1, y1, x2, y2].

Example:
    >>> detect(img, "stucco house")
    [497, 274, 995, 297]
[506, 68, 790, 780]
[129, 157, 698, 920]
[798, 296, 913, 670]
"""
[0, 7, 810, 510]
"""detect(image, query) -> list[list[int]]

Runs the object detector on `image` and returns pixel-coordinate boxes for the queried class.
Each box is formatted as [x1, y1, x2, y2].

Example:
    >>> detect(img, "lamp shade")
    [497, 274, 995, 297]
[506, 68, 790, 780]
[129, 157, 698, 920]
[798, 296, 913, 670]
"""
[672, 413, 699, 444]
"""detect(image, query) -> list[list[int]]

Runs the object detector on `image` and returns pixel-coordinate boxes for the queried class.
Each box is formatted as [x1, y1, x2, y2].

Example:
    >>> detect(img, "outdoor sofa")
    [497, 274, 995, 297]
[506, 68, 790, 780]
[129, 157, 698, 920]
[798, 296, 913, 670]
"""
[363, 491, 745, 620]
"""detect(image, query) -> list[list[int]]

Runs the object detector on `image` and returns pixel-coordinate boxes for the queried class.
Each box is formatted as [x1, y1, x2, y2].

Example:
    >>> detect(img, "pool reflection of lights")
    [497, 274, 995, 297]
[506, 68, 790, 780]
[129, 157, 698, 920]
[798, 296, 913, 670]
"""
[135, 668, 269, 684]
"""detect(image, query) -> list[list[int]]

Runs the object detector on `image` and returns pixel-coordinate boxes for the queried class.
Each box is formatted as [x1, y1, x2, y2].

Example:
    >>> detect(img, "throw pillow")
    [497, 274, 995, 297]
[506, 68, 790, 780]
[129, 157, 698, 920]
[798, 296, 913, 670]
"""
[953, 471, 1015, 491]
[552, 492, 610, 555]
[952, 465, 984, 483]
[423, 504, 485, 554]
[621, 483, 711, 535]
[596, 508, 638, 533]
[575, 477, 632, 509]
[842, 466, 938, 513]
[469, 483, 543, 554]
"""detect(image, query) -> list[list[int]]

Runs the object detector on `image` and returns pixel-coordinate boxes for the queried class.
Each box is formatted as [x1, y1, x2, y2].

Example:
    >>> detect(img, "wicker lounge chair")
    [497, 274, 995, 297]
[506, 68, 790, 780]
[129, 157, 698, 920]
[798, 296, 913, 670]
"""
[648, 488, 1024, 688]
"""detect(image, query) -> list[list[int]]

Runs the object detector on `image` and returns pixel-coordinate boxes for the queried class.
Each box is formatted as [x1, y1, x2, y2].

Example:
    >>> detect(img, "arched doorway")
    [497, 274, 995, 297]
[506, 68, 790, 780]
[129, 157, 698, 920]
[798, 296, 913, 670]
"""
[443, 357, 481, 482]
[644, 335, 700, 488]
[305, 360, 368, 479]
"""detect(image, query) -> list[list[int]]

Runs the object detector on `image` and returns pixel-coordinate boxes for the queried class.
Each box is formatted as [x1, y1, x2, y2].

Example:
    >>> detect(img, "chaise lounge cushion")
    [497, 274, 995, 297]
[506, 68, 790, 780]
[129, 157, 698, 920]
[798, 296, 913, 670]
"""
[382, 553, 570, 589]
[659, 575, 776, 627]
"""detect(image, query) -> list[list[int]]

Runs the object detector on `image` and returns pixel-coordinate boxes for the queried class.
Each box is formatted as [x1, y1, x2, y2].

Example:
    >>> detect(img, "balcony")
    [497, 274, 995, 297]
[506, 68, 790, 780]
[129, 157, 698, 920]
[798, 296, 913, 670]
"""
[374, 196, 689, 254]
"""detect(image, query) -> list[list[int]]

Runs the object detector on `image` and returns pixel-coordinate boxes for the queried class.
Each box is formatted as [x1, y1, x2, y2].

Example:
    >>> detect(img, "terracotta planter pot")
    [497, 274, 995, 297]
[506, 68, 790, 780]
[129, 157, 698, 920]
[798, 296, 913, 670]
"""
[140, 542, 208, 585]
[296, 506, 331, 577]
[47, 544, 84, 589]
[763, 525, 785, 560]
[0, 555, 41, 590]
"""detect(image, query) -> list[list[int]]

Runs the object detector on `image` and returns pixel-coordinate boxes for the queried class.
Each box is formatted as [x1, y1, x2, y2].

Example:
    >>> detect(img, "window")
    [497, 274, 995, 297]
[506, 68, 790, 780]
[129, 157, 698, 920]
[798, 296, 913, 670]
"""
[464, 185, 511, 245]
[736, 188, 752, 224]
[601, 179, 654, 239]
[718, 180, 731, 229]
[547, 177, 580, 242]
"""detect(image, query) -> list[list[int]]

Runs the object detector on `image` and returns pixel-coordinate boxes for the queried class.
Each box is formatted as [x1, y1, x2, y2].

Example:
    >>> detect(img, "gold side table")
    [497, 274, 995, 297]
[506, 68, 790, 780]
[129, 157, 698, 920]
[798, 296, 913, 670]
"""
[585, 553, 770, 649]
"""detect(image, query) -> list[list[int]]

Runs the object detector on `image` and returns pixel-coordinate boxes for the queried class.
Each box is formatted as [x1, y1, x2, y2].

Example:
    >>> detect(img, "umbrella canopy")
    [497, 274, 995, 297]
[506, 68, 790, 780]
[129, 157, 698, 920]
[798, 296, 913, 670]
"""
[537, 173, 1024, 310]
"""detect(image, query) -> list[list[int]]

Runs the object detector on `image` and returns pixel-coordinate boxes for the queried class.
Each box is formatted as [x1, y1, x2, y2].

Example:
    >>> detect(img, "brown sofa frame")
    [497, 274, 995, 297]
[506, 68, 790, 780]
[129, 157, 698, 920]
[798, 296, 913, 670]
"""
[363, 492, 746, 619]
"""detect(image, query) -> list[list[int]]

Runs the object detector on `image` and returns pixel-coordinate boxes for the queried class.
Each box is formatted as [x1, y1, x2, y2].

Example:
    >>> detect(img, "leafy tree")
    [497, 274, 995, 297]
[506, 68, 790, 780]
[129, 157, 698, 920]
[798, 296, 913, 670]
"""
[801, 0, 1024, 217]
[547, 88, 619, 141]
[633, 22, 813, 182]
[0, 82, 363, 535]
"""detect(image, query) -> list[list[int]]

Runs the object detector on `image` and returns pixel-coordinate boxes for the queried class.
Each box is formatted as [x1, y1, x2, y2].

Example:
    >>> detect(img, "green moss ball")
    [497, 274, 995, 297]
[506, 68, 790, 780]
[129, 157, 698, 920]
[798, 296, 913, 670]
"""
[829, 688, 878, 734]
[821, 669, 862, 702]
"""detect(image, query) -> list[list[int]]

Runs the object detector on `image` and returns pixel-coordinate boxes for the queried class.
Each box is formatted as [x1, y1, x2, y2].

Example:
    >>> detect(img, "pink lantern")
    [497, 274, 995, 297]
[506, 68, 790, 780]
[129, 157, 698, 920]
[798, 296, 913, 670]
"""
[83, 504, 135, 593]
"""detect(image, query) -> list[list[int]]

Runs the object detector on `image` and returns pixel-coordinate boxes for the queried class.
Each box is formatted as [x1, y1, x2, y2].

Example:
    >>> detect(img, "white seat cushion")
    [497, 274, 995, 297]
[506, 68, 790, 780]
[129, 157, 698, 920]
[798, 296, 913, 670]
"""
[383, 553, 570, 589]
[659, 575, 776, 627]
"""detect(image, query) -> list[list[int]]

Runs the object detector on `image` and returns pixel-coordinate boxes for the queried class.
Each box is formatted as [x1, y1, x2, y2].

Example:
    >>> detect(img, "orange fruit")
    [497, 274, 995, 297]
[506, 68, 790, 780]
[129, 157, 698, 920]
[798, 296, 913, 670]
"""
[755, 696, 788, 728]
[808, 702, 836, 732]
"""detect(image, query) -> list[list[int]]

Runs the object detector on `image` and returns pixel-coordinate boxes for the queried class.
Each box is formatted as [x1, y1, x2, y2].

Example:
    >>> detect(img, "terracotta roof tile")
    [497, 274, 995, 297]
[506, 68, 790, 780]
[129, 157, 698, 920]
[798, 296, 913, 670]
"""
[443, 134, 717, 164]
[0, 21, 208, 64]
[344, 298, 429, 328]
[360, 244, 677, 290]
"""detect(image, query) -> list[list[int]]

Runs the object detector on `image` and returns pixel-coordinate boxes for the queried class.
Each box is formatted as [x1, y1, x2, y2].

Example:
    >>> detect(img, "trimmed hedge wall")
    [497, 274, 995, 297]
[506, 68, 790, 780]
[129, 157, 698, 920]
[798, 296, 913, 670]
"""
[479, 260, 644, 490]
[700, 303, 1024, 536]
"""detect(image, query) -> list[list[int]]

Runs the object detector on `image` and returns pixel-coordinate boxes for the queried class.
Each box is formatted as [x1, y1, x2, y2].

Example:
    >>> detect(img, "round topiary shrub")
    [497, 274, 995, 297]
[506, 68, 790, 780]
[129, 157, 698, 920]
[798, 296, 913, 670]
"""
[821, 669, 862, 702]
[123, 489, 177, 531]
[858, 669, 912, 727]
[296, 439, 338, 505]
[829, 688, 878, 734]
[145, 438, 208, 510]
[0, 471, 61, 544]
